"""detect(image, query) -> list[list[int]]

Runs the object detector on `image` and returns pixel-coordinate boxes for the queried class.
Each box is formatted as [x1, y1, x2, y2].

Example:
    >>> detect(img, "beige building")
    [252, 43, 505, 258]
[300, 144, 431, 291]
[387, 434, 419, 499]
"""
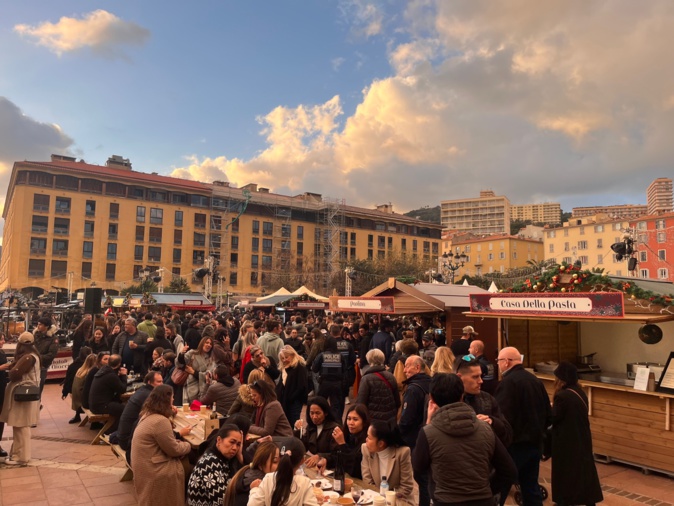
[0, 156, 442, 298]
[510, 202, 561, 224]
[572, 204, 647, 220]
[441, 190, 511, 235]
[647, 177, 673, 215]
[543, 215, 631, 275]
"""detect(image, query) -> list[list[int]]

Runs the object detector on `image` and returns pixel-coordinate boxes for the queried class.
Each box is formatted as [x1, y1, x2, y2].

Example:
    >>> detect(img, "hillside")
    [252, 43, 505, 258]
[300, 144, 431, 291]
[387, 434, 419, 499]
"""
[403, 205, 441, 224]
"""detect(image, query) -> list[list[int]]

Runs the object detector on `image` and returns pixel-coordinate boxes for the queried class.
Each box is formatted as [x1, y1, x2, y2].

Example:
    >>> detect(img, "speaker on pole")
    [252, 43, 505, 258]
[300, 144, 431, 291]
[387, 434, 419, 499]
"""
[84, 287, 103, 314]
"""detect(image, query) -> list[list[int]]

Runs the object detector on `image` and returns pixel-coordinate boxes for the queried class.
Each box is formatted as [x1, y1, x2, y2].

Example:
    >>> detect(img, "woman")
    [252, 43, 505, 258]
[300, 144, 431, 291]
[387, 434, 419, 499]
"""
[247, 438, 318, 506]
[356, 349, 400, 424]
[62, 346, 92, 424]
[86, 327, 109, 355]
[150, 347, 165, 372]
[107, 323, 122, 349]
[71, 318, 93, 359]
[228, 368, 266, 418]
[431, 346, 455, 376]
[277, 345, 309, 426]
[223, 441, 279, 506]
[184, 318, 203, 350]
[234, 327, 258, 382]
[0, 333, 8, 457]
[166, 323, 184, 355]
[179, 336, 216, 402]
[293, 396, 341, 467]
[131, 384, 192, 505]
[551, 362, 603, 506]
[71, 353, 97, 422]
[81, 351, 110, 410]
[249, 378, 293, 437]
[188, 424, 244, 506]
[319, 403, 369, 479]
[0, 332, 41, 465]
[361, 420, 419, 506]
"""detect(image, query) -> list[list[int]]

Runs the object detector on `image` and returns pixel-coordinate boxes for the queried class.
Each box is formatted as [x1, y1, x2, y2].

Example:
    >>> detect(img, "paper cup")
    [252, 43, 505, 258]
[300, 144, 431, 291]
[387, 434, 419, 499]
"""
[200, 405, 207, 413]
[183, 403, 190, 412]
[344, 478, 353, 493]
[385, 491, 396, 506]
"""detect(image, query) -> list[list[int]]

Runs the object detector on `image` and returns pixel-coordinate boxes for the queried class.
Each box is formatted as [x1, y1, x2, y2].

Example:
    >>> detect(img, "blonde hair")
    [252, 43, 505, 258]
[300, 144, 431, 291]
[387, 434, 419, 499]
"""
[248, 368, 274, 386]
[76, 354, 97, 379]
[431, 346, 455, 376]
[278, 345, 306, 369]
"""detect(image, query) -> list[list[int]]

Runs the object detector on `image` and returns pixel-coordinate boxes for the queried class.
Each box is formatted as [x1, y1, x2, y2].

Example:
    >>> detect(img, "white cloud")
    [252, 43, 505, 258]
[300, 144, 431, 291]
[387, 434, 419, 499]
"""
[14, 9, 149, 58]
[338, 0, 385, 39]
[332, 57, 346, 72]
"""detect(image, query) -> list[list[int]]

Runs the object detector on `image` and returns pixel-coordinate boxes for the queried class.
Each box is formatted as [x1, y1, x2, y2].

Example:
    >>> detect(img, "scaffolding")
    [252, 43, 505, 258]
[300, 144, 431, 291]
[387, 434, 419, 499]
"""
[317, 197, 345, 293]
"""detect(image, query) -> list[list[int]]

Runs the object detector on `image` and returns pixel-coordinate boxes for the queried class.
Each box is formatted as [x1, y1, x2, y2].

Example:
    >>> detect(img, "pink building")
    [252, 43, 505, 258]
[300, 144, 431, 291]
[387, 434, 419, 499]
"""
[630, 212, 674, 281]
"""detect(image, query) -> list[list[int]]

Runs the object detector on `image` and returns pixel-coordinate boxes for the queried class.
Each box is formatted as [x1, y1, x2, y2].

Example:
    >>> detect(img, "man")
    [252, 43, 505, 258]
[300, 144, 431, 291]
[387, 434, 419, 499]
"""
[495, 347, 552, 506]
[283, 328, 305, 357]
[199, 364, 241, 415]
[111, 318, 150, 375]
[469, 339, 497, 394]
[420, 331, 438, 369]
[257, 320, 284, 362]
[450, 325, 478, 358]
[455, 355, 512, 446]
[89, 354, 128, 431]
[137, 313, 157, 340]
[335, 325, 357, 403]
[370, 319, 394, 364]
[293, 316, 307, 338]
[116, 371, 163, 453]
[413, 373, 516, 506]
[357, 324, 372, 367]
[33, 316, 59, 395]
[242, 346, 280, 384]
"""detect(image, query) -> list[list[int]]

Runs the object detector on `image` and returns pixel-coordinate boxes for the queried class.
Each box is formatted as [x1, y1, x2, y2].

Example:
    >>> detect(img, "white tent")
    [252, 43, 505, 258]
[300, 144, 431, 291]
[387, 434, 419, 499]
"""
[488, 281, 499, 293]
[291, 285, 329, 302]
[255, 287, 292, 302]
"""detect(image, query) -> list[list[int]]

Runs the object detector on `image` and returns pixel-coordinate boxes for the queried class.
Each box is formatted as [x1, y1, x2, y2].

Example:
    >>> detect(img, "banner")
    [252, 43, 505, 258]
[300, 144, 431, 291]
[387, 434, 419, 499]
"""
[329, 296, 395, 314]
[469, 292, 624, 318]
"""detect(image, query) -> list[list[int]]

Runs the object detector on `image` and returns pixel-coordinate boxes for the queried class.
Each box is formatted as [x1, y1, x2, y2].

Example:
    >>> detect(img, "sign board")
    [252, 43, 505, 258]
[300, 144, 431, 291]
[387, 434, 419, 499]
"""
[291, 301, 327, 309]
[329, 296, 395, 314]
[47, 350, 73, 380]
[469, 292, 624, 318]
[128, 298, 142, 308]
[182, 299, 204, 306]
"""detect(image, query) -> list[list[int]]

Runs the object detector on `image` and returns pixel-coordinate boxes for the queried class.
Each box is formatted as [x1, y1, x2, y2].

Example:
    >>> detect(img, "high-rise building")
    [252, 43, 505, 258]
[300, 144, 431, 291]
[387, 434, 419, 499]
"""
[572, 204, 648, 220]
[510, 202, 561, 224]
[0, 156, 442, 297]
[440, 190, 511, 235]
[647, 178, 673, 215]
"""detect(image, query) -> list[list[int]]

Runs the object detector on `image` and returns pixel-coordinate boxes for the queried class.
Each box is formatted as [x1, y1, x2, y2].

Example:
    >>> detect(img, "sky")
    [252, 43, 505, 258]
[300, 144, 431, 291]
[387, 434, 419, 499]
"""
[1, 0, 674, 225]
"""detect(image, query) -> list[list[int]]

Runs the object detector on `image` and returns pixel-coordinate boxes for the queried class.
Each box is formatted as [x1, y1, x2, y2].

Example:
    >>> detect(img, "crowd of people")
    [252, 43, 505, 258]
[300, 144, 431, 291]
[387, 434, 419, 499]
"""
[0, 308, 603, 505]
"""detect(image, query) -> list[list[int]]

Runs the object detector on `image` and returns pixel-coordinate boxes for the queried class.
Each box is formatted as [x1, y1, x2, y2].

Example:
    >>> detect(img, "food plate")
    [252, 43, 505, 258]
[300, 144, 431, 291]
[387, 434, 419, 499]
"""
[345, 489, 376, 505]
[323, 491, 340, 501]
[311, 479, 333, 490]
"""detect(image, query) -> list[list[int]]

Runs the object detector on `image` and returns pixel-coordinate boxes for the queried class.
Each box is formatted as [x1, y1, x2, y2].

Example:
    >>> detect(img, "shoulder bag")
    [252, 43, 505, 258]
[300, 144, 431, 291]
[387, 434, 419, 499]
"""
[171, 366, 190, 386]
[14, 384, 40, 402]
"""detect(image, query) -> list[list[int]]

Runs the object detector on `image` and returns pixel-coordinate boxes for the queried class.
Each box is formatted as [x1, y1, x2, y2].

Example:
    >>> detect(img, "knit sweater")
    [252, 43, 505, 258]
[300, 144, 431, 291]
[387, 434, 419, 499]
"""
[187, 449, 240, 506]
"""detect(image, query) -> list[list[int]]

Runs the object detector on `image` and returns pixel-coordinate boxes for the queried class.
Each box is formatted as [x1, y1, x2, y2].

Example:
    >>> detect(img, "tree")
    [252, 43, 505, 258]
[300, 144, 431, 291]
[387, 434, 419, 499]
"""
[166, 277, 191, 293]
[121, 279, 158, 295]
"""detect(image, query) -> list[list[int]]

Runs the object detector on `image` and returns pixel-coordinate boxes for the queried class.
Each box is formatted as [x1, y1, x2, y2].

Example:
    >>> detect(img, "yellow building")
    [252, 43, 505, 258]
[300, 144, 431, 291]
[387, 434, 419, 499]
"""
[0, 155, 442, 297]
[441, 190, 511, 235]
[510, 202, 561, 224]
[448, 233, 544, 277]
[543, 215, 631, 274]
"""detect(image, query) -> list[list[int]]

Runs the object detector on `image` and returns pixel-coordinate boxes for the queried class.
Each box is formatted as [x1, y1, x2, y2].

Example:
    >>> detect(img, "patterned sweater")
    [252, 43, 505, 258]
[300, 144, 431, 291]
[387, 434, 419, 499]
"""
[187, 449, 240, 506]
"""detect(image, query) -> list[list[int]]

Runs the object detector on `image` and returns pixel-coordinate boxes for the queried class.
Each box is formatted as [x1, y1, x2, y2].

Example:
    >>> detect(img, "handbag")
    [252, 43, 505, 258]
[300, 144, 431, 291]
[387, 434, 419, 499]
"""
[171, 367, 190, 386]
[14, 384, 40, 402]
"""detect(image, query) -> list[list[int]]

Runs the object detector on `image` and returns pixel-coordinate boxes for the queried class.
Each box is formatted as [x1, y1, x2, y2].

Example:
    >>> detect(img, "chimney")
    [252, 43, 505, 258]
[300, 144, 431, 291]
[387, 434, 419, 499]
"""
[213, 180, 230, 187]
[242, 183, 258, 192]
[51, 154, 77, 163]
[376, 203, 393, 214]
[258, 187, 270, 193]
[106, 155, 132, 170]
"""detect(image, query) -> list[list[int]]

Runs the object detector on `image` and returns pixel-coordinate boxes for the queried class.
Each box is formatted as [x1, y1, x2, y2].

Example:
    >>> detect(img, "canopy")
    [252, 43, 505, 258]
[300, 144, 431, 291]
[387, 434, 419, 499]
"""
[255, 287, 292, 302]
[291, 286, 329, 302]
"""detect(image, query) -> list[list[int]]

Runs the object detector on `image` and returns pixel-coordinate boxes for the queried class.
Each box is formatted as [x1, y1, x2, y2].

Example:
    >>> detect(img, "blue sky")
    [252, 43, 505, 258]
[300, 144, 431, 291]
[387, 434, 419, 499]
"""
[1, 0, 674, 218]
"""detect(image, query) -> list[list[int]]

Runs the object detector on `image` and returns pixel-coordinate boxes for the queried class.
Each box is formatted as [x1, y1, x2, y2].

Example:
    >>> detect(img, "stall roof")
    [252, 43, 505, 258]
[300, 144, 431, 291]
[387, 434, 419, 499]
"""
[609, 276, 674, 296]
[247, 295, 296, 308]
[256, 287, 292, 302]
[362, 278, 445, 314]
[412, 283, 491, 308]
[462, 311, 674, 324]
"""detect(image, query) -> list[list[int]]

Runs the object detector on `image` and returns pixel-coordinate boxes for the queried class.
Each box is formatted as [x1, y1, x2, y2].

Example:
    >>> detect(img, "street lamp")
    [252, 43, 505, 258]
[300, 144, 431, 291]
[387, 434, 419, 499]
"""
[344, 267, 356, 296]
[439, 249, 468, 284]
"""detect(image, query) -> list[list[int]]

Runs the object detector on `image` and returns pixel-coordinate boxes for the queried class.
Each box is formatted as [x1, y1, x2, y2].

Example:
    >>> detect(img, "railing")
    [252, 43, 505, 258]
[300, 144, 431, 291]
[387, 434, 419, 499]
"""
[33, 205, 49, 212]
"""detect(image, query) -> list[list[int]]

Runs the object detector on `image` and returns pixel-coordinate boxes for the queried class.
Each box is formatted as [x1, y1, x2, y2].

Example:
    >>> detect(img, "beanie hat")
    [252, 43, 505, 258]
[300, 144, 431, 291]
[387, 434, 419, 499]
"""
[554, 361, 578, 385]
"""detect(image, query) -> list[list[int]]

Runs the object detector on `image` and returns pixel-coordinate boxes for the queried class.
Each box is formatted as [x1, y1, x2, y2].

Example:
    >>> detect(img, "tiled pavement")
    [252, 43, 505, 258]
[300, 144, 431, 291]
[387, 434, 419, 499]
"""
[1, 383, 673, 505]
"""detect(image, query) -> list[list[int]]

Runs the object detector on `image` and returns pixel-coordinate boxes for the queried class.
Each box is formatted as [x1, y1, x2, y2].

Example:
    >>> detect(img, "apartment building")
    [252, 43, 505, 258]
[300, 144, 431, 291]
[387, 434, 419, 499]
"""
[647, 178, 673, 216]
[441, 190, 511, 235]
[510, 202, 561, 224]
[0, 156, 442, 297]
[572, 204, 647, 220]
[448, 234, 544, 277]
[630, 213, 674, 281]
[543, 215, 632, 275]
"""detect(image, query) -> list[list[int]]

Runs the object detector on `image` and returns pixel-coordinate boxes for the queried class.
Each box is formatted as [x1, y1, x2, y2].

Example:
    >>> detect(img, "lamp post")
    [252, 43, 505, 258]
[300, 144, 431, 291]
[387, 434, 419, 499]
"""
[440, 249, 468, 284]
[140, 266, 151, 293]
[344, 267, 355, 296]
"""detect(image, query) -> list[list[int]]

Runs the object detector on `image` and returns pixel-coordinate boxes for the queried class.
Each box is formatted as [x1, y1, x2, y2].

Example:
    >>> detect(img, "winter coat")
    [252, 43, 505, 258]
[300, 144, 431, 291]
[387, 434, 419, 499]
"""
[276, 363, 309, 413]
[248, 473, 318, 506]
[325, 429, 366, 479]
[249, 400, 293, 437]
[233, 467, 265, 506]
[182, 350, 215, 402]
[257, 332, 284, 362]
[81, 366, 99, 410]
[295, 419, 341, 457]
[34, 326, 59, 368]
[131, 413, 191, 506]
[117, 384, 153, 451]
[356, 365, 400, 424]
[62, 356, 84, 397]
[199, 376, 240, 415]
[399, 372, 431, 447]
[187, 448, 241, 506]
[551, 385, 603, 505]
[412, 402, 517, 505]
[89, 365, 127, 414]
[464, 391, 513, 447]
[71, 373, 87, 411]
[227, 384, 256, 418]
[361, 444, 418, 506]
[370, 330, 394, 363]
[0, 352, 40, 427]
[111, 329, 150, 375]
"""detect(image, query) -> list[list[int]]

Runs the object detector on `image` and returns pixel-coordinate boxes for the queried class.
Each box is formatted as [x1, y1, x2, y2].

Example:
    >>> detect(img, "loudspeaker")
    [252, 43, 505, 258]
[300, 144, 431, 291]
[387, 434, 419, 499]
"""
[84, 287, 103, 314]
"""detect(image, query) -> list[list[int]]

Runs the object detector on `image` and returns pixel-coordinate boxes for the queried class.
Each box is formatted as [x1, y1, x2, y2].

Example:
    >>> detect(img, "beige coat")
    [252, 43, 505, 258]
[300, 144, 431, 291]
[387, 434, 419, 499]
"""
[131, 413, 192, 506]
[0, 353, 40, 427]
[361, 444, 419, 506]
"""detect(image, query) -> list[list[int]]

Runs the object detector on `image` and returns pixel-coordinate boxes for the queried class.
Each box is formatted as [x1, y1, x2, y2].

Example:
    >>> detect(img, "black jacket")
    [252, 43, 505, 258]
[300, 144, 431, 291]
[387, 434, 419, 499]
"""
[399, 372, 431, 448]
[464, 391, 513, 447]
[117, 384, 153, 450]
[62, 357, 85, 397]
[325, 429, 366, 479]
[89, 365, 127, 414]
[276, 363, 309, 409]
[81, 366, 99, 409]
[35, 327, 59, 368]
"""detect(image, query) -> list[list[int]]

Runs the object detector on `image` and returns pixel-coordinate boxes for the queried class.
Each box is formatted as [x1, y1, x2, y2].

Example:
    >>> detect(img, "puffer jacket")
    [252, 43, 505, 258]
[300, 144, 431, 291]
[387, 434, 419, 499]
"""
[227, 383, 256, 418]
[355, 365, 400, 424]
[34, 325, 59, 369]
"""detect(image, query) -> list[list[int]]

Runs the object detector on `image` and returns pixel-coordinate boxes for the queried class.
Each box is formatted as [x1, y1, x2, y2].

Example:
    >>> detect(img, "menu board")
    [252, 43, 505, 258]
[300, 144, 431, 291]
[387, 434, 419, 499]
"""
[656, 352, 674, 394]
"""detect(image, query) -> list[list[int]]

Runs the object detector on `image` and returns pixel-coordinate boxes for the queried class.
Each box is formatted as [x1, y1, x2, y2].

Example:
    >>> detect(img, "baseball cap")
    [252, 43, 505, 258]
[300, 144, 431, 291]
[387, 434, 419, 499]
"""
[18, 332, 35, 344]
[462, 325, 478, 335]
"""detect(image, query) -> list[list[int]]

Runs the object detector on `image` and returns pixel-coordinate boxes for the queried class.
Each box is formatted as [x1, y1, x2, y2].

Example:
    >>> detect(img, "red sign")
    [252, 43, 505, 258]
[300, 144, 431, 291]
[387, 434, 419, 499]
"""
[469, 292, 624, 318]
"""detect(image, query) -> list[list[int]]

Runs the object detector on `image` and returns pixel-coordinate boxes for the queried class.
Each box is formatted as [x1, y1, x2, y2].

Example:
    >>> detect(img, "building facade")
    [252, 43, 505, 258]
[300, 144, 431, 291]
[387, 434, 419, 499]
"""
[440, 190, 511, 235]
[647, 178, 673, 216]
[630, 213, 674, 281]
[572, 204, 648, 220]
[510, 202, 561, 224]
[0, 156, 442, 297]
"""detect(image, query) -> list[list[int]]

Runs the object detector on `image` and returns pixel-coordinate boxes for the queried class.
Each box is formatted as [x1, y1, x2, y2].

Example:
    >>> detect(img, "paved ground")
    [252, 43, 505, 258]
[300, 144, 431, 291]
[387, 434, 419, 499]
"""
[1, 383, 673, 505]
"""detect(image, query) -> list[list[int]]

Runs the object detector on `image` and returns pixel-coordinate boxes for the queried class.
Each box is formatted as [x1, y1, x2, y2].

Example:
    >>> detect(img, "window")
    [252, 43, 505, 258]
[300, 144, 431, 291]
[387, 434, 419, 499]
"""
[488, 253, 494, 260]
[263, 239, 273, 253]
[488, 243, 493, 250]
[432, 243, 439, 255]
[84, 221, 95, 238]
[51, 239, 68, 256]
[262, 256, 272, 269]
[82, 242, 93, 259]
[172, 267, 181, 276]
[657, 232, 666, 243]
[173, 248, 181, 263]
[340, 232, 348, 246]
[133, 265, 143, 279]
[175, 211, 183, 227]
[297, 242, 303, 255]
[594, 225, 604, 233]
[579, 227, 585, 235]
[640, 269, 649, 278]
[377, 236, 385, 249]
[211, 215, 222, 230]
[578, 255, 589, 265]
[637, 221, 647, 230]
[368, 235, 373, 248]
[512, 251, 518, 259]
[401, 238, 407, 251]
[230, 272, 238, 285]
[230, 218, 239, 232]
[656, 220, 666, 230]
[106, 263, 116, 281]
[193, 250, 205, 264]
[597, 238, 603, 249]
[30, 237, 46, 255]
[639, 251, 647, 262]
[191, 194, 209, 207]
[150, 208, 163, 225]
[134, 245, 143, 261]
[251, 255, 259, 268]
[549, 244, 554, 253]
[33, 194, 49, 212]
[172, 193, 188, 204]
[297, 257, 304, 269]
[54, 218, 69, 235]
[563, 256, 573, 264]
[378, 250, 386, 259]
[193, 232, 206, 247]
[51, 260, 67, 277]
[564, 229, 569, 237]
[250, 272, 258, 286]
[55, 197, 71, 214]
[174, 229, 182, 245]
[578, 240, 588, 250]
[658, 268, 669, 280]
[108, 223, 118, 240]
[230, 253, 238, 268]
[252, 237, 259, 252]
[109, 202, 119, 219]
[136, 226, 145, 242]
[564, 242, 569, 251]
[263, 222, 273, 235]
[659, 250, 666, 260]
[28, 259, 45, 277]
[252, 220, 260, 234]
[85, 200, 96, 216]
[597, 254, 603, 264]
[368, 249, 373, 259]
[136, 206, 146, 222]
[547, 230, 556, 238]
[281, 240, 290, 251]
[82, 262, 92, 279]
[350, 232, 356, 246]
[107, 243, 117, 260]
[297, 225, 303, 239]
[231, 236, 239, 249]
[32, 216, 48, 233]
[148, 247, 161, 262]
[413, 240, 418, 251]
[282, 224, 291, 237]
[149, 228, 162, 243]
[388, 237, 394, 250]
[499, 251, 505, 259]
[149, 190, 167, 202]
[194, 213, 207, 229]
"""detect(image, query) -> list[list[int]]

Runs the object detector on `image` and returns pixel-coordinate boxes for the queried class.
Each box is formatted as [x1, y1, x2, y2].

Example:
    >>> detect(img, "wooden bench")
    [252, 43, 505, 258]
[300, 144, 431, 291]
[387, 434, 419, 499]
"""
[78, 407, 115, 445]
[100, 435, 133, 482]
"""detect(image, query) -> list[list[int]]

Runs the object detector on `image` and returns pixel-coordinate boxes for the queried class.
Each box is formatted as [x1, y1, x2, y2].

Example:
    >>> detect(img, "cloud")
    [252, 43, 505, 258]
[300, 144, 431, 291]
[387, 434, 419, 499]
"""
[14, 9, 149, 58]
[332, 57, 346, 72]
[173, 0, 674, 212]
[338, 0, 385, 39]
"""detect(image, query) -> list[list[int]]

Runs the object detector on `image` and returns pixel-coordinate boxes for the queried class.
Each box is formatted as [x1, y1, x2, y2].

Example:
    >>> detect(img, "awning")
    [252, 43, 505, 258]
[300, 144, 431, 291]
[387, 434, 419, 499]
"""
[362, 278, 445, 314]
[170, 304, 216, 312]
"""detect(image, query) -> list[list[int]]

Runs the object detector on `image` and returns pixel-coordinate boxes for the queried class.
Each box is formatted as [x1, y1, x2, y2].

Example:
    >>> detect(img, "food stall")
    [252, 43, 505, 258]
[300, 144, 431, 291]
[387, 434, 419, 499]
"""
[464, 264, 674, 476]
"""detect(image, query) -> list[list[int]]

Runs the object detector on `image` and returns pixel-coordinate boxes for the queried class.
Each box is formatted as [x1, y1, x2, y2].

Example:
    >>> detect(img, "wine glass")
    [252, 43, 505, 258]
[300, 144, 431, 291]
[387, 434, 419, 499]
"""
[316, 459, 325, 476]
[351, 485, 362, 503]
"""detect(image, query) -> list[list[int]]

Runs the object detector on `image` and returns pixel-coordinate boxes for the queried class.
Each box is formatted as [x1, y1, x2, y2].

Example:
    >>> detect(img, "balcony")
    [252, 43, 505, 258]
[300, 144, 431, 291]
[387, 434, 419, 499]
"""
[29, 248, 46, 255]
[28, 270, 45, 277]
[110, 213, 119, 220]
[55, 208, 70, 214]
[149, 237, 162, 243]
[53, 228, 69, 236]
[53, 250, 69, 257]
[32, 227, 48, 234]
[33, 205, 49, 213]
[84, 231, 94, 238]
[108, 233, 118, 240]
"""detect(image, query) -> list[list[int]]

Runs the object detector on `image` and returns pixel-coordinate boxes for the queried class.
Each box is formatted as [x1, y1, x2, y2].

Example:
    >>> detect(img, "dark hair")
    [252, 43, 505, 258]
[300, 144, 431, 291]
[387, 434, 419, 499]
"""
[430, 373, 464, 407]
[140, 384, 173, 418]
[163, 351, 176, 363]
[108, 354, 122, 369]
[369, 419, 403, 448]
[271, 438, 306, 506]
[154, 326, 166, 340]
[345, 403, 370, 435]
[227, 413, 251, 436]
[305, 396, 336, 428]
[197, 336, 213, 354]
[250, 378, 277, 404]
[188, 318, 200, 328]
[95, 351, 110, 366]
[323, 336, 338, 353]
[144, 313, 153, 321]
[329, 324, 341, 337]
[214, 424, 241, 447]
[166, 323, 177, 335]
[215, 364, 230, 379]
[400, 338, 419, 357]
[77, 346, 92, 362]
[38, 316, 52, 327]
[223, 441, 279, 506]
[144, 370, 161, 384]
[454, 356, 480, 374]
[266, 320, 281, 333]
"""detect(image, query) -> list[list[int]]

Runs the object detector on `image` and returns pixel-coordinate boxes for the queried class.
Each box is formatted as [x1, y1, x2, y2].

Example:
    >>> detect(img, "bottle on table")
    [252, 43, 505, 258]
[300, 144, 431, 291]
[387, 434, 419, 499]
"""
[210, 402, 218, 419]
[333, 450, 345, 495]
[380, 475, 389, 497]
